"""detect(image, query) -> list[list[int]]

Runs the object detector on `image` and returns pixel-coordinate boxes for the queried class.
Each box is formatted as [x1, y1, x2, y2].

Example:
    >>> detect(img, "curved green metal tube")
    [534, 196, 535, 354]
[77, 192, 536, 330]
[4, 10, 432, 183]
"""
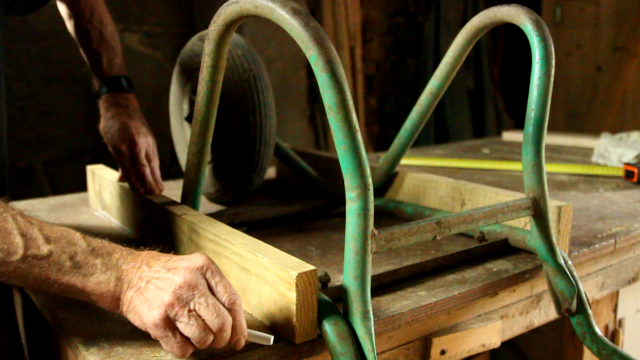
[372, 4, 576, 315]
[562, 253, 635, 360]
[179, 0, 375, 358]
[274, 138, 331, 193]
[318, 292, 362, 360]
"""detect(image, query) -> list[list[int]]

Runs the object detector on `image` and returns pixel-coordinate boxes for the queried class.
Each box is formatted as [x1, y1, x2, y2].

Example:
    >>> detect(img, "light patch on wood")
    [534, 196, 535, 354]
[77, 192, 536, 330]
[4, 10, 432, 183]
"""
[427, 321, 502, 360]
[618, 281, 640, 358]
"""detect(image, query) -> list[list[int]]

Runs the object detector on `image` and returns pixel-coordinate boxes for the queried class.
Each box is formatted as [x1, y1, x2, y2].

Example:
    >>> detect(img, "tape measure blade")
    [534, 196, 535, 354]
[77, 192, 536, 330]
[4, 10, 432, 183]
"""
[399, 157, 622, 177]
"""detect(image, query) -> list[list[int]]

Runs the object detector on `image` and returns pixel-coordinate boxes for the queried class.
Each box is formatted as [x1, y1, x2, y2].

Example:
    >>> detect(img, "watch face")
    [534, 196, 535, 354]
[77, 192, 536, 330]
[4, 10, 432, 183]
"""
[3, 0, 51, 16]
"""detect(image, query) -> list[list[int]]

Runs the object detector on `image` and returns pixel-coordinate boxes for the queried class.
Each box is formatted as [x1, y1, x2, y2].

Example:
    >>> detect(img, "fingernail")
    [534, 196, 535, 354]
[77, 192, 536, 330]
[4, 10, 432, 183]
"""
[233, 339, 244, 350]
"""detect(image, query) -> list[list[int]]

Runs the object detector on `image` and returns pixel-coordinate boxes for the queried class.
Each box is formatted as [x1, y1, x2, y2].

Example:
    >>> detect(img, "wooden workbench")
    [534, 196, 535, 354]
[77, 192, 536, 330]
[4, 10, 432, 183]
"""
[13, 138, 640, 359]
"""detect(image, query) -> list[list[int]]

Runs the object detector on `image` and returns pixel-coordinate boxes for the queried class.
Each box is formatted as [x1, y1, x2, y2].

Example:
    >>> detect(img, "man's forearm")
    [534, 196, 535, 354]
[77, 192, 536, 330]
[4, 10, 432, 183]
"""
[56, 0, 127, 86]
[0, 202, 132, 312]
[0, 201, 248, 356]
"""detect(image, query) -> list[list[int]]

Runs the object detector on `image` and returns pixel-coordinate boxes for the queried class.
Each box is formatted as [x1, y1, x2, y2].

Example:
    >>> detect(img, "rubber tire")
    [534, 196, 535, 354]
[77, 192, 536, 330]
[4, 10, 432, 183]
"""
[169, 32, 276, 205]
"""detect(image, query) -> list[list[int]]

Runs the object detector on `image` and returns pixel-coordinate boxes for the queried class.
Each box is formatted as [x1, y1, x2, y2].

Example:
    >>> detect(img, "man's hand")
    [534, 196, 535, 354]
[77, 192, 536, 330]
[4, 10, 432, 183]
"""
[56, 0, 164, 195]
[119, 251, 248, 358]
[99, 93, 164, 195]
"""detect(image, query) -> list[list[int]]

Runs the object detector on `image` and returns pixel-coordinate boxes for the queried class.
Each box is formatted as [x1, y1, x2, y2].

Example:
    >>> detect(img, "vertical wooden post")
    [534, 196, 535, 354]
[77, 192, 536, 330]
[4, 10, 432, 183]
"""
[320, 0, 370, 151]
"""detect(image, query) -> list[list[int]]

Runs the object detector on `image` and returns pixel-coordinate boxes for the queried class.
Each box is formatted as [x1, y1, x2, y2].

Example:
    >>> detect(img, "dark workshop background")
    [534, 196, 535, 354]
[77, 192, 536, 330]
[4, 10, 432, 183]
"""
[4, 0, 640, 200]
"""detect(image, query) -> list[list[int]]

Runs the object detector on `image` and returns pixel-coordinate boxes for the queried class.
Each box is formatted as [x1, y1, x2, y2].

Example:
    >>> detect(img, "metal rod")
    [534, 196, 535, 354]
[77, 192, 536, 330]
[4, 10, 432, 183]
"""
[374, 198, 535, 252]
[374, 197, 534, 253]
[274, 138, 331, 192]
[318, 292, 362, 360]
[179, 1, 375, 358]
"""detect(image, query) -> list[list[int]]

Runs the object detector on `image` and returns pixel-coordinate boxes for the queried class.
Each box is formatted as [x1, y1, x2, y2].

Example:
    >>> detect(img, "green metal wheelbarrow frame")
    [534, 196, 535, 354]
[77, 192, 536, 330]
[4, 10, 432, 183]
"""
[179, 0, 632, 359]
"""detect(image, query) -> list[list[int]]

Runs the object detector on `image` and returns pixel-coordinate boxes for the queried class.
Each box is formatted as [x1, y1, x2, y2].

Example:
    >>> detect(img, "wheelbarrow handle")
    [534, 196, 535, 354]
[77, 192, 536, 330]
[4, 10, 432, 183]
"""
[179, 0, 375, 358]
[373, 4, 577, 315]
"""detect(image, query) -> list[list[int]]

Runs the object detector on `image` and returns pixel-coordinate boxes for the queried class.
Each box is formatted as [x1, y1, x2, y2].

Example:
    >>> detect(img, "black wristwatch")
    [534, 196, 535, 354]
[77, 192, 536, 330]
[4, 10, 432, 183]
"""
[97, 75, 135, 98]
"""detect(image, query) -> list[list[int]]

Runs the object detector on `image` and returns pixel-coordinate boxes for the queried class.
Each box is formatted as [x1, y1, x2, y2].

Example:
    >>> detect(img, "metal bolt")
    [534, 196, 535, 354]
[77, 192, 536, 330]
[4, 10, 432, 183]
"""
[475, 231, 487, 244]
[318, 271, 331, 289]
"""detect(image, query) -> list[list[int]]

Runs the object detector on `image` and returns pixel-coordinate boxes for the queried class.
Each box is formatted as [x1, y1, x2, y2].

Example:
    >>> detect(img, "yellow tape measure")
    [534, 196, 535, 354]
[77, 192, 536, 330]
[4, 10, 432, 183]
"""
[399, 157, 624, 177]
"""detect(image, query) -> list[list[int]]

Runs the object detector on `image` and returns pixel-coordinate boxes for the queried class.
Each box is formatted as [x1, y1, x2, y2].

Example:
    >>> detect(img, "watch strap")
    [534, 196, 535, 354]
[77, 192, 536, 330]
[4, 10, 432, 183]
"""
[98, 75, 135, 98]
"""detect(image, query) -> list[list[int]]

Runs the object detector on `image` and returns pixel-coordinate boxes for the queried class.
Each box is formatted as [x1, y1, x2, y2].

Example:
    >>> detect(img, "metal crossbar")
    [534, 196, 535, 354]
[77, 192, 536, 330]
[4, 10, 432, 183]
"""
[374, 197, 534, 253]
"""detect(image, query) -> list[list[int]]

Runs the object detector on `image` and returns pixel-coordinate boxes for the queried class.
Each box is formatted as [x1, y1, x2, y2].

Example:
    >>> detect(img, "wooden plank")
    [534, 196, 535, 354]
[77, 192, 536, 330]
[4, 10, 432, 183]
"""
[281, 239, 640, 360]
[281, 148, 572, 252]
[85, 164, 317, 344]
[378, 338, 429, 359]
[617, 281, 640, 357]
[427, 322, 502, 360]
[501, 130, 599, 149]
[513, 292, 619, 360]
[372, 241, 640, 355]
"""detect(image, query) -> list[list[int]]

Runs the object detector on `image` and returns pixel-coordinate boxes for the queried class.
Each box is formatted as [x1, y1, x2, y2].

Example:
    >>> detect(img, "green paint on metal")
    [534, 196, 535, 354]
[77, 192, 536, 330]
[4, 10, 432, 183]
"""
[374, 197, 534, 252]
[562, 253, 635, 360]
[179, 0, 375, 358]
[318, 292, 362, 360]
[374, 198, 535, 252]
[370, 4, 578, 314]
[274, 138, 332, 192]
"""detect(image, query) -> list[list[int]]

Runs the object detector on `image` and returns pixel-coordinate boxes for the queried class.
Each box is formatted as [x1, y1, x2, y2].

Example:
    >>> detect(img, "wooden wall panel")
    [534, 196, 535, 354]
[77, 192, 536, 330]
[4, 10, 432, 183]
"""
[542, 0, 640, 134]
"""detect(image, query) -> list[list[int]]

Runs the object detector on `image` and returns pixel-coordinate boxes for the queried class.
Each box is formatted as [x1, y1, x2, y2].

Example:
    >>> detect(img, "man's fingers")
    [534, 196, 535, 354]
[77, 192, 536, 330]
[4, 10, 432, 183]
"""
[146, 150, 164, 193]
[225, 293, 247, 350]
[202, 264, 247, 350]
[129, 148, 159, 195]
[152, 319, 196, 358]
[113, 148, 144, 194]
[173, 311, 215, 350]
[194, 292, 234, 349]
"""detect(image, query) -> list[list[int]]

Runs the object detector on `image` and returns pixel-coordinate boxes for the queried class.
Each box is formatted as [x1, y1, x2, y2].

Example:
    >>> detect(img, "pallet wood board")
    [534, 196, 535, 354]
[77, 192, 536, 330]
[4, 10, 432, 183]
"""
[501, 130, 599, 149]
[85, 164, 317, 344]
[280, 147, 572, 252]
[427, 321, 502, 360]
